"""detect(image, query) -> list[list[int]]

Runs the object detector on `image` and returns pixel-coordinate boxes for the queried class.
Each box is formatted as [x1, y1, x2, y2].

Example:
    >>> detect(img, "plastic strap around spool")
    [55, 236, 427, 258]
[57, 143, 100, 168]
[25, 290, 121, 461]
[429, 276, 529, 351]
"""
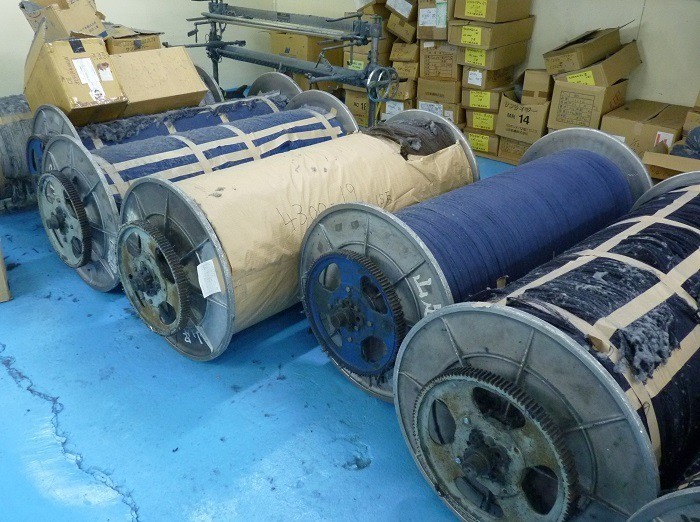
[248, 72, 303, 100]
[286, 90, 358, 135]
[42, 135, 121, 292]
[632, 171, 700, 211]
[393, 302, 659, 521]
[386, 109, 480, 182]
[299, 202, 453, 401]
[521, 128, 652, 202]
[118, 177, 236, 362]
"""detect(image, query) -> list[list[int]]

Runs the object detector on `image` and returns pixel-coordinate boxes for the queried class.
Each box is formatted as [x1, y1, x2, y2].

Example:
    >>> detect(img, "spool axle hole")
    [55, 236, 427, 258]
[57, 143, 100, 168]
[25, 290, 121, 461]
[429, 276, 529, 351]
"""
[428, 398, 456, 445]
[522, 466, 559, 515]
[361, 336, 387, 364]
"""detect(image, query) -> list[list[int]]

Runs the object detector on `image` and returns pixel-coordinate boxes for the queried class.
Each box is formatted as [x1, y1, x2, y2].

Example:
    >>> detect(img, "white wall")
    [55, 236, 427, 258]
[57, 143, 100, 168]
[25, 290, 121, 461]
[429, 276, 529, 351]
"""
[2, 0, 699, 107]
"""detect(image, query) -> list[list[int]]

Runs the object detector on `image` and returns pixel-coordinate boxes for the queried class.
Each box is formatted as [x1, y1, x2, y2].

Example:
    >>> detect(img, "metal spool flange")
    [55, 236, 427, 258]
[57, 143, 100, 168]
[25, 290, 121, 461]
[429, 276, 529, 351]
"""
[42, 135, 121, 292]
[387, 110, 480, 182]
[118, 178, 236, 361]
[248, 72, 303, 100]
[29, 105, 79, 175]
[300, 203, 453, 401]
[521, 127, 652, 203]
[628, 487, 700, 522]
[195, 65, 225, 106]
[394, 303, 659, 521]
[286, 90, 359, 135]
[632, 170, 700, 211]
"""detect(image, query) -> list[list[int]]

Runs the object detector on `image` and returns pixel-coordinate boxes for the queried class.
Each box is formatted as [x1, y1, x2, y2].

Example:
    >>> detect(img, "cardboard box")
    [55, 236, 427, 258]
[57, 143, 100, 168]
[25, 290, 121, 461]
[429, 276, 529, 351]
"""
[395, 80, 418, 100]
[418, 100, 465, 124]
[418, 78, 462, 104]
[417, 0, 454, 41]
[454, 0, 532, 23]
[391, 42, 420, 62]
[344, 50, 391, 71]
[521, 69, 553, 105]
[543, 28, 622, 75]
[448, 17, 535, 49]
[498, 136, 530, 163]
[548, 79, 628, 131]
[496, 92, 550, 144]
[420, 42, 462, 81]
[110, 47, 208, 118]
[466, 110, 497, 131]
[344, 87, 386, 127]
[270, 32, 343, 65]
[600, 100, 690, 156]
[462, 66, 514, 90]
[387, 0, 418, 21]
[383, 99, 416, 120]
[684, 111, 700, 136]
[393, 61, 420, 80]
[24, 27, 127, 126]
[353, 32, 395, 55]
[465, 127, 499, 154]
[462, 87, 512, 112]
[458, 41, 529, 69]
[22, 0, 106, 42]
[104, 24, 162, 55]
[642, 151, 700, 181]
[554, 42, 641, 88]
[360, 2, 392, 19]
[387, 12, 417, 43]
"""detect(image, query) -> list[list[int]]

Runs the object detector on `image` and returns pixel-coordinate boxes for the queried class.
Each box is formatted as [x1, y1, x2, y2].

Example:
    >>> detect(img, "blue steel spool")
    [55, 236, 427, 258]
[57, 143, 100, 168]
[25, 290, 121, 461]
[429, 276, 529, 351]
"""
[37, 90, 355, 292]
[300, 128, 652, 401]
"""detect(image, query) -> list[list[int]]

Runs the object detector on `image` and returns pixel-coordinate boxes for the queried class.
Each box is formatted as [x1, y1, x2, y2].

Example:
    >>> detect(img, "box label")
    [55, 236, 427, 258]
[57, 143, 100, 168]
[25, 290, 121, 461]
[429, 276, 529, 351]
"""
[467, 69, 484, 86]
[72, 57, 107, 102]
[655, 131, 676, 149]
[468, 133, 490, 152]
[461, 26, 483, 46]
[469, 91, 491, 109]
[465, 0, 488, 18]
[197, 259, 222, 298]
[385, 100, 405, 115]
[566, 70, 596, 86]
[419, 8, 437, 27]
[465, 48, 486, 67]
[347, 59, 365, 71]
[444, 109, 454, 122]
[418, 100, 444, 117]
[388, 0, 413, 19]
[436, 1, 448, 28]
[473, 112, 494, 130]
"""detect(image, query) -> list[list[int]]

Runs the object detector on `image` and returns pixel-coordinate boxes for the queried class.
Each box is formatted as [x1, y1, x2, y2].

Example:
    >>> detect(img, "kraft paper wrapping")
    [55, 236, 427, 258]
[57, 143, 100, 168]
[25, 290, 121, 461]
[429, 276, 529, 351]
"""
[174, 133, 473, 333]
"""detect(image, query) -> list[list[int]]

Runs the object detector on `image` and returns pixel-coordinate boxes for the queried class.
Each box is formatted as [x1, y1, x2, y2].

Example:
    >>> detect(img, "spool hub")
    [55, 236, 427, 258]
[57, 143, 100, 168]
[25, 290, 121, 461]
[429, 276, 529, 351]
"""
[394, 303, 659, 520]
[117, 220, 191, 336]
[28, 105, 79, 176]
[413, 367, 576, 521]
[37, 172, 92, 268]
[42, 135, 121, 291]
[303, 250, 406, 377]
[118, 178, 235, 361]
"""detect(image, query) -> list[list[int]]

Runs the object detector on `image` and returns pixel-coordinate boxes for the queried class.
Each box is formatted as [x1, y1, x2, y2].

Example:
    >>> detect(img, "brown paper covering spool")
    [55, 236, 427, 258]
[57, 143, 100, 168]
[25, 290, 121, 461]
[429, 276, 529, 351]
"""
[120, 132, 474, 360]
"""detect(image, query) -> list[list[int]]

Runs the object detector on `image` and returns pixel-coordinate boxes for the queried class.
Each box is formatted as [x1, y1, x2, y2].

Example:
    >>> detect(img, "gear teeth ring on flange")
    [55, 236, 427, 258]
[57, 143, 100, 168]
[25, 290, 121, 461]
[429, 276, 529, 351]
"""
[40, 172, 92, 268]
[120, 219, 191, 337]
[303, 249, 406, 378]
[412, 366, 579, 522]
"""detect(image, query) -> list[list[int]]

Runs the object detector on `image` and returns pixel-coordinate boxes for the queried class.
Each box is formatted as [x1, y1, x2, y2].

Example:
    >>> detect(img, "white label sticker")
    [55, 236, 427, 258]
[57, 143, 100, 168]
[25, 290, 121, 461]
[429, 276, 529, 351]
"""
[467, 70, 484, 86]
[655, 131, 676, 149]
[386, 100, 405, 115]
[436, 1, 448, 28]
[611, 134, 626, 144]
[423, 41, 435, 48]
[418, 101, 444, 116]
[73, 57, 106, 103]
[97, 64, 114, 82]
[444, 110, 454, 122]
[388, 0, 413, 19]
[419, 8, 437, 27]
[197, 259, 222, 298]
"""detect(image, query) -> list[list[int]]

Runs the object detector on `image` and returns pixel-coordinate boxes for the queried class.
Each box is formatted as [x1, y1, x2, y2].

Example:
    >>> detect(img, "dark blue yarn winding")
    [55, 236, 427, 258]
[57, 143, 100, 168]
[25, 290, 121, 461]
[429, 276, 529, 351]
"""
[396, 149, 633, 302]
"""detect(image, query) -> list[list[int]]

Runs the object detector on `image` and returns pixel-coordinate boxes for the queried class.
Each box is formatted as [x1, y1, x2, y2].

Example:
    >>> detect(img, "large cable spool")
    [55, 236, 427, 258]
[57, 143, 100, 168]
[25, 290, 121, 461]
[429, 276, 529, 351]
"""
[299, 128, 651, 401]
[27, 72, 302, 175]
[0, 95, 34, 209]
[37, 90, 353, 292]
[393, 171, 700, 521]
[115, 110, 476, 361]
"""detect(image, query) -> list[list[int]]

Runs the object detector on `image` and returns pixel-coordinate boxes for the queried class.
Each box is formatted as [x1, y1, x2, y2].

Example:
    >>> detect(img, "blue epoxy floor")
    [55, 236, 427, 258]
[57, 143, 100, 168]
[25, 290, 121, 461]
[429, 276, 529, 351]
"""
[0, 157, 509, 521]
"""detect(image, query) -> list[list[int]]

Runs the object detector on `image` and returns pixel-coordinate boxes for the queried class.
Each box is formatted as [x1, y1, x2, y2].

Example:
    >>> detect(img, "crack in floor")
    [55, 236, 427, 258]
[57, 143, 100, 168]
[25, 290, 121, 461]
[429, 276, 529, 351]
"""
[0, 342, 140, 521]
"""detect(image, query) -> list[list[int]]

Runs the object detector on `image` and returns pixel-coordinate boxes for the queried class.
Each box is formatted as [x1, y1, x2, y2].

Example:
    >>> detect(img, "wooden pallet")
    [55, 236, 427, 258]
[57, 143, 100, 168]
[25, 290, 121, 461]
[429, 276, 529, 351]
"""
[0, 240, 10, 303]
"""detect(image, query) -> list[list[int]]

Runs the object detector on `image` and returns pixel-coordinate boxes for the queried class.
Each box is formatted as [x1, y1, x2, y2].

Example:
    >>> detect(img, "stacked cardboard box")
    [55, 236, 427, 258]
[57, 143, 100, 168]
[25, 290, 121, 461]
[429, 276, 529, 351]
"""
[448, 0, 534, 156]
[545, 28, 641, 132]
[382, 0, 419, 121]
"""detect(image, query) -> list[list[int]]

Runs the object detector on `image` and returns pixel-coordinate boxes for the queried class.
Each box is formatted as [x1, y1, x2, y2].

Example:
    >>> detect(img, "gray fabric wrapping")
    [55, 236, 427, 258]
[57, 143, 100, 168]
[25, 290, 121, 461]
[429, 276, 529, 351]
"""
[0, 95, 35, 210]
[364, 119, 456, 158]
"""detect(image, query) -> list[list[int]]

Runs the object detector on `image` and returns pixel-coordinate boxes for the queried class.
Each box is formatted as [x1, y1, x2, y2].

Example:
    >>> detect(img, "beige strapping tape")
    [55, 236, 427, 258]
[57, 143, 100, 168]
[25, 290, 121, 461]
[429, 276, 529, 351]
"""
[219, 124, 262, 162]
[164, 121, 177, 135]
[169, 135, 214, 174]
[250, 95, 282, 113]
[219, 113, 230, 124]
[91, 138, 105, 150]
[93, 156, 128, 197]
[302, 108, 339, 135]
